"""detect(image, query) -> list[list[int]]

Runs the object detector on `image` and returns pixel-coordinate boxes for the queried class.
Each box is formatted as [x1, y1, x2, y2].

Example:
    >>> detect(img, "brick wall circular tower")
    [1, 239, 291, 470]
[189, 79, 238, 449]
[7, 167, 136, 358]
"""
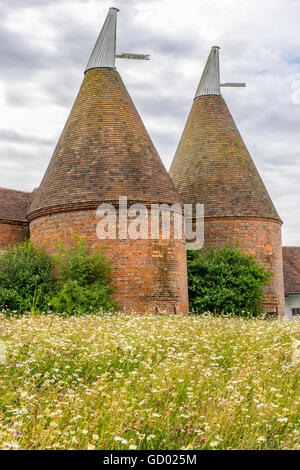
[29, 206, 188, 314]
[170, 47, 284, 315]
[27, 9, 188, 314]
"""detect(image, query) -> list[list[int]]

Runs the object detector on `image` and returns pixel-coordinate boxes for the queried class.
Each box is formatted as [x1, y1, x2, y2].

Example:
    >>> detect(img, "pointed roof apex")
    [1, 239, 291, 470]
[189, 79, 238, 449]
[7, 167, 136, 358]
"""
[85, 7, 119, 72]
[195, 46, 221, 98]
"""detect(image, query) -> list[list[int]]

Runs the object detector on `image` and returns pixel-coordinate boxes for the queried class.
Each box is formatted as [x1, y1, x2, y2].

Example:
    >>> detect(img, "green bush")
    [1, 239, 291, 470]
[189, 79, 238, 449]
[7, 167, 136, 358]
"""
[0, 241, 53, 311]
[187, 245, 272, 316]
[0, 286, 23, 311]
[52, 233, 111, 286]
[48, 233, 117, 314]
[0, 235, 117, 315]
[48, 280, 116, 315]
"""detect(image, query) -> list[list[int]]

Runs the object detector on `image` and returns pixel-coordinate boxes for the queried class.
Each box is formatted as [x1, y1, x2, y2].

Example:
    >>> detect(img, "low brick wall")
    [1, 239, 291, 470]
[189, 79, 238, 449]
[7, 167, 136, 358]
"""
[29, 208, 189, 315]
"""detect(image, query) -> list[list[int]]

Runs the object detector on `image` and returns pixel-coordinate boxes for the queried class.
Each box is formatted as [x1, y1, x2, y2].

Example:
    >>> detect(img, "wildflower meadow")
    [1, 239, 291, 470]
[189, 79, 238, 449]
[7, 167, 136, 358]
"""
[0, 314, 299, 450]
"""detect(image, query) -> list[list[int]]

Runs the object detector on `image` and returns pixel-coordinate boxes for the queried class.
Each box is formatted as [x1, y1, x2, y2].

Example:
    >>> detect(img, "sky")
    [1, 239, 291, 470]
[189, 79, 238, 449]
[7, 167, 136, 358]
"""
[0, 0, 299, 245]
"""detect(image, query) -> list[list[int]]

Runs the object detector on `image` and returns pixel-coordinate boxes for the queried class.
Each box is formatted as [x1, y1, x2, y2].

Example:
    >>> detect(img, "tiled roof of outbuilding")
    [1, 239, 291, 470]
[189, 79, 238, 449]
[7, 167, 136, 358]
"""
[283, 247, 300, 293]
[0, 188, 31, 223]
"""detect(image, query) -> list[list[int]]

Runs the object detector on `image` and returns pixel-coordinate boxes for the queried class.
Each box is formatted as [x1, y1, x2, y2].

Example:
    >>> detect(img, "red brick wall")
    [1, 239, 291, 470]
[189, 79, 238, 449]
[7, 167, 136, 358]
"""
[0, 221, 29, 249]
[30, 209, 189, 314]
[202, 217, 285, 315]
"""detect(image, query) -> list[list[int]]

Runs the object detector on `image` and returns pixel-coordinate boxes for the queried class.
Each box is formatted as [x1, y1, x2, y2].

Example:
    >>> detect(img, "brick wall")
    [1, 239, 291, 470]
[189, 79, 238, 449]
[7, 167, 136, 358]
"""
[202, 217, 285, 315]
[29, 208, 189, 315]
[0, 221, 29, 249]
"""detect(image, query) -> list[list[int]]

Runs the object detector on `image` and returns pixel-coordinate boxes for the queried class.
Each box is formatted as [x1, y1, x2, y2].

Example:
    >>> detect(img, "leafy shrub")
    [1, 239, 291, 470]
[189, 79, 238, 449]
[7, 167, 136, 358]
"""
[0, 286, 23, 311]
[0, 241, 53, 311]
[0, 235, 117, 315]
[187, 245, 272, 316]
[52, 233, 111, 287]
[48, 280, 116, 315]
[48, 233, 117, 314]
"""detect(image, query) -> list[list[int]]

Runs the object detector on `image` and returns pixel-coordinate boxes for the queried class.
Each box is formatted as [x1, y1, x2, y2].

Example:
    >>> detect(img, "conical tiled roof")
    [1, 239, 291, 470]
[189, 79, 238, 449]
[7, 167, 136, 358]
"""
[169, 48, 281, 222]
[28, 9, 179, 219]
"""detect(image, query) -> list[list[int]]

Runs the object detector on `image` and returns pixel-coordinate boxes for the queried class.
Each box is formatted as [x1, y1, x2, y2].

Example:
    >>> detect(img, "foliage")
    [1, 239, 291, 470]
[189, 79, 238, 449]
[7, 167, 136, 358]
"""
[0, 235, 116, 315]
[187, 245, 272, 316]
[48, 233, 117, 314]
[52, 233, 111, 287]
[0, 287, 23, 311]
[0, 241, 53, 312]
[48, 280, 116, 315]
[0, 314, 299, 450]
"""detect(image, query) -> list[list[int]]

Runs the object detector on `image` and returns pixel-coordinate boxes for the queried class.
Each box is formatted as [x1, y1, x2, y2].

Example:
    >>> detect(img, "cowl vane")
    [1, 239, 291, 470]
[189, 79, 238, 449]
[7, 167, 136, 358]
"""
[85, 7, 150, 73]
[85, 7, 119, 71]
[195, 46, 246, 98]
[195, 46, 221, 98]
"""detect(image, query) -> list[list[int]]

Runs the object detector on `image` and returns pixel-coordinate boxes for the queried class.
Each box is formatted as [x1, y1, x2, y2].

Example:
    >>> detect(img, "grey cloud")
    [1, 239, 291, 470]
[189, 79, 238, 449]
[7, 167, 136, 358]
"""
[0, 0, 59, 6]
[0, 130, 54, 146]
[133, 94, 189, 118]
[0, 26, 60, 81]
[0, 27, 43, 75]
[0, 144, 52, 192]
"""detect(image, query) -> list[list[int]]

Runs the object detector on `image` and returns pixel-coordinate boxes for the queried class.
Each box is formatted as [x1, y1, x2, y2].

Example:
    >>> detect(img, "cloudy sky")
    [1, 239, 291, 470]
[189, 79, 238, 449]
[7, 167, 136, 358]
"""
[0, 0, 299, 245]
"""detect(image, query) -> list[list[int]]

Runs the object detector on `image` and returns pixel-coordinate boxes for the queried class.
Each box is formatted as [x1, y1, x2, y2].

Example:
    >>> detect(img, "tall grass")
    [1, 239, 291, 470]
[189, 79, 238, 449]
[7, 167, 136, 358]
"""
[0, 314, 299, 450]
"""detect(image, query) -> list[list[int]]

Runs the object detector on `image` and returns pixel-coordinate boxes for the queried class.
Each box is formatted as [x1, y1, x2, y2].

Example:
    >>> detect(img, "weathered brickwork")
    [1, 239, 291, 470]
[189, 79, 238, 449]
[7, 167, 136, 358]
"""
[0, 221, 29, 249]
[30, 209, 189, 314]
[202, 217, 284, 315]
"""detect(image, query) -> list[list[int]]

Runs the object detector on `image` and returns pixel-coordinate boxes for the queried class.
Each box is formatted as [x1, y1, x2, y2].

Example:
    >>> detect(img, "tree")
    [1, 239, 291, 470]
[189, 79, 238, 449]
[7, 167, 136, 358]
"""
[187, 245, 272, 316]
